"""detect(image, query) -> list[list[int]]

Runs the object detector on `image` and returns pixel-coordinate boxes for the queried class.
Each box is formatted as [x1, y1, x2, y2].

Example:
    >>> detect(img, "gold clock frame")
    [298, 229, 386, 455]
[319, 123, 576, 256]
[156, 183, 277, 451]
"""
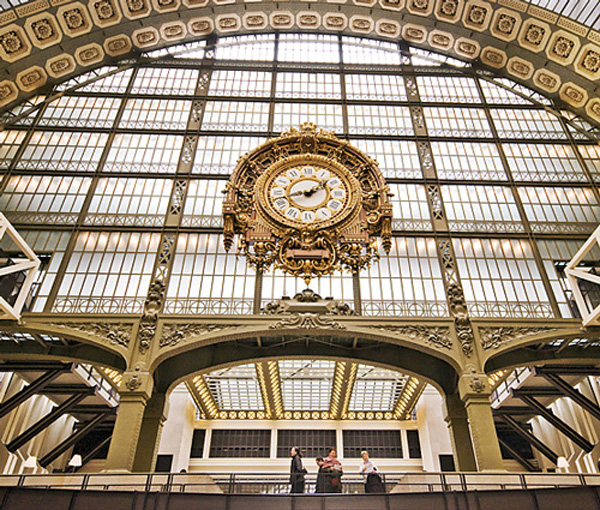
[223, 123, 393, 283]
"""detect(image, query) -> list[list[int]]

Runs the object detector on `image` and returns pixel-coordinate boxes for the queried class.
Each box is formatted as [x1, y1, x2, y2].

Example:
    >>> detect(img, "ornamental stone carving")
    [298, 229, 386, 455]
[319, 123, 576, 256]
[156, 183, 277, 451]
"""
[270, 313, 346, 330]
[448, 284, 474, 356]
[16, 67, 47, 91]
[0, 26, 30, 62]
[374, 325, 453, 349]
[160, 323, 243, 347]
[479, 326, 560, 350]
[519, 19, 550, 52]
[138, 280, 165, 353]
[48, 321, 133, 347]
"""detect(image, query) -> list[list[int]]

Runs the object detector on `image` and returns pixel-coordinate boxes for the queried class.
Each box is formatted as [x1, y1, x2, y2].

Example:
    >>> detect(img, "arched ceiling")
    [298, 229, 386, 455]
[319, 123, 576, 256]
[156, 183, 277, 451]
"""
[1, 0, 600, 126]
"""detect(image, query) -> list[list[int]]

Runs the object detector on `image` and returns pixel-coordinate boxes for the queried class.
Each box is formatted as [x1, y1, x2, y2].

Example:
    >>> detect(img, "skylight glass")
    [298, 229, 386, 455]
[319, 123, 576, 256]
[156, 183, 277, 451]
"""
[205, 364, 264, 411]
[280, 360, 335, 411]
[349, 366, 408, 412]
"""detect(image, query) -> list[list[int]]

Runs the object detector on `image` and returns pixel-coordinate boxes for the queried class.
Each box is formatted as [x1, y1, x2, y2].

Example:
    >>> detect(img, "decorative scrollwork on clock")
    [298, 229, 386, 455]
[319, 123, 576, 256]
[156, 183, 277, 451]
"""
[223, 123, 393, 283]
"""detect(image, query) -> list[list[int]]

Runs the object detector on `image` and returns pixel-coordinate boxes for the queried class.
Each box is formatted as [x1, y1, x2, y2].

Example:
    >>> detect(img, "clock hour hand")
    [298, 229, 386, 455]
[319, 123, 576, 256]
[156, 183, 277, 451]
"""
[287, 180, 328, 198]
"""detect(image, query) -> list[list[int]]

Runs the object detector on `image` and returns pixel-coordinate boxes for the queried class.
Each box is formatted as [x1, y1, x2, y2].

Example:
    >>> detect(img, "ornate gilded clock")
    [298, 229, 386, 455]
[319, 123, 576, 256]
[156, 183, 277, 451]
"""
[223, 123, 392, 283]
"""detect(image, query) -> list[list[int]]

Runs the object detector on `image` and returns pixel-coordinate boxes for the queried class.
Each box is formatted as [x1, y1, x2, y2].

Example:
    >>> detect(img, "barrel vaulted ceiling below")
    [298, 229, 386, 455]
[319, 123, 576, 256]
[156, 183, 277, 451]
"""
[1, 0, 600, 126]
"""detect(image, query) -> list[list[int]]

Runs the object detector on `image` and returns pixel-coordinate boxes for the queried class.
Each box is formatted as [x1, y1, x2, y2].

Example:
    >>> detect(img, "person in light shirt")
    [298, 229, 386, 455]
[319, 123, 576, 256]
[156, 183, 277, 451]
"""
[359, 450, 385, 493]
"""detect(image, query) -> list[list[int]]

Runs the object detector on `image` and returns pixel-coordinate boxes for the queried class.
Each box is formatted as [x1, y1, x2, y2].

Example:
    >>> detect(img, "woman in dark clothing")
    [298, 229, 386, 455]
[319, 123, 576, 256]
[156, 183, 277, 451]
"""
[290, 446, 307, 494]
[315, 457, 326, 493]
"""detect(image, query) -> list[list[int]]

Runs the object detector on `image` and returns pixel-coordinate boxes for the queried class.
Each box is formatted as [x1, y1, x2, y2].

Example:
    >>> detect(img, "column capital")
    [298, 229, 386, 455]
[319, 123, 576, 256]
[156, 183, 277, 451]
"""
[458, 373, 491, 402]
[119, 368, 154, 401]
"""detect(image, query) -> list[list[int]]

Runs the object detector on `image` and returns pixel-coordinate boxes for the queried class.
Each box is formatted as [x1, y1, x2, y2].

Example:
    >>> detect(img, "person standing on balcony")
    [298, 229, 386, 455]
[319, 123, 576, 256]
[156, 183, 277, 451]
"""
[290, 446, 307, 494]
[360, 450, 385, 493]
[322, 447, 343, 493]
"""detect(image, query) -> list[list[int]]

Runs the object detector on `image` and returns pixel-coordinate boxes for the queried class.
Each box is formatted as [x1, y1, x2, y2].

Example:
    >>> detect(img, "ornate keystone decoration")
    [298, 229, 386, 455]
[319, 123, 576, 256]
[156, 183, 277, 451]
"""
[223, 123, 392, 283]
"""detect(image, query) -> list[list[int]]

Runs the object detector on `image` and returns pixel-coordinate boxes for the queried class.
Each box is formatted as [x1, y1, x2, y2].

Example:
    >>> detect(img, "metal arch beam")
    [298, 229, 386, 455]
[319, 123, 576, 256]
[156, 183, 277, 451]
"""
[329, 361, 357, 420]
[0, 340, 127, 372]
[484, 346, 600, 373]
[512, 391, 594, 453]
[2, 2, 600, 131]
[155, 336, 459, 395]
[494, 413, 559, 465]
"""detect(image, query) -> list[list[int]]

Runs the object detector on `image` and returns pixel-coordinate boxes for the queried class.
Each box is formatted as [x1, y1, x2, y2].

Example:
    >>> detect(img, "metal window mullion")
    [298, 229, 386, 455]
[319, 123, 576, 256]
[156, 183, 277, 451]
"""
[475, 76, 561, 318]
[41, 66, 139, 313]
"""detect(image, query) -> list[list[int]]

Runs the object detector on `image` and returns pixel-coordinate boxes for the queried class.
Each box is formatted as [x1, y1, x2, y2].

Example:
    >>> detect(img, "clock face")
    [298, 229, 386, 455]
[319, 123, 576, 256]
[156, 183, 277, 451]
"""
[256, 155, 360, 229]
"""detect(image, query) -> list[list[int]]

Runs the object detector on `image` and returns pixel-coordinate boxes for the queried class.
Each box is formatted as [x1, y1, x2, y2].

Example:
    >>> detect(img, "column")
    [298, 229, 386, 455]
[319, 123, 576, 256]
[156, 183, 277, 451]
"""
[132, 392, 168, 472]
[458, 374, 505, 472]
[443, 393, 477, 472]
[104, 371, 153, 473]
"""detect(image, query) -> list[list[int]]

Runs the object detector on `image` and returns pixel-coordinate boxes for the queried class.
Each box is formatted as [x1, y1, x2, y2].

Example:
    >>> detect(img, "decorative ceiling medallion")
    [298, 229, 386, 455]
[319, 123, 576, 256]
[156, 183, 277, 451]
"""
[575, 43, 600, 81]
[490, 8, 521, 41]
[349, 15, 373, 34]
[546, 30, 581, 66]
[354, 0, 376, 7]
[56, 2, 93, 36]
[25, 13, 62, 49]
[435, 0, 463, 23]
[74, 42, 103, 65]
[428, 30, 454, 50]
[223, 123, 392, 283]
[215, 14, 241, 32]
[0, 25, 31, 62]
[407, 0, 433, 16]
[506, 56, 534, 80]
[297, 12, 321, 29]
[104, 34, 132, 55]
[324, 13, 347, 31]
[152, 0, 179, 12]
[586, 98, 600, 123]
[16, 65, 47, 91]
[88, 0, 122, 27]
[45, 52, 76, 77]
[454, 37, 480, 59]
[375, 18, 400, 38]
[270, 12, 294, 29]
[403, 24, 427, 43]
[0, 80, 18, 107]
[160, 21, 186, 41]
[119, 0, 151, 19]
[532, 68, 561, 93]
[559, 82, 588, 108]
[518, 18, 551, 52]
[243, 13, 268, 30]
[182, 0, 207, 7]
[480, 46, 507, 68]
[379, 0, 403, 12]
[188, 17, 214, 35]
[132, 26, 159, 47]
[462, 1, 492, 33]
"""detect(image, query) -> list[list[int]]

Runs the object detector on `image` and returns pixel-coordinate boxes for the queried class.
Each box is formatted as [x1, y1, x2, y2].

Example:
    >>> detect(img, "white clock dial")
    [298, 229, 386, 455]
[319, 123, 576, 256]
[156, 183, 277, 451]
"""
[287, 179, 327, 209]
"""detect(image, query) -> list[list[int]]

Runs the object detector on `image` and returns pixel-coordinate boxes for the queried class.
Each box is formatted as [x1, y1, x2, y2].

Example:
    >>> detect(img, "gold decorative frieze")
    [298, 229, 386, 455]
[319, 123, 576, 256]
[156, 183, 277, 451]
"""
[132, 26, 159, 47]
[490, 8, 521, 42]
[45, 52, 76, 77]
[0, 12, 17, 27]
[527, 4, 557, 24]
[25, 13, 62, 49]
[57, 2, 93, 36]
[498, 0, 527, 13]
[74, 42, 103, 66]
[462, 1, 492, 33]
[243, 12, 268, 30]
[349, 15, 373, 34]
[0, 25, 31, 62]
[557, 16, 587, 37]
[215, 13, 241, 32]
[188, 17, 214, 35]
[89, 0, 122, 27]
[16, 66, 46, 91]
[518, 18, 551, 52]
[575, 43, 600, 80]
[104, 34, 132, 55]
[16, 0, 49, 17]
[547, 30, 580, 65]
